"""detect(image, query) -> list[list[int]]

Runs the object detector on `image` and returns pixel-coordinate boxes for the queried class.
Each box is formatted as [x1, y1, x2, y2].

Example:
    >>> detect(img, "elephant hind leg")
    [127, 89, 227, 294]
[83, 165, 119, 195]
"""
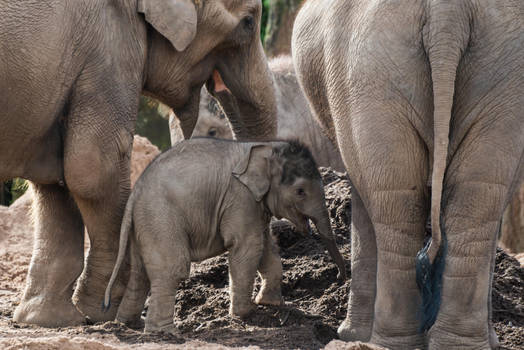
[67, 127, 133, 323]
[142, 241, 190, 333]
[368, 185, 428, 350]
[116, 239, 149, 329]
[347, 116, 429, 349]
[14, 183, 85, 327]
[338, 188, 376, 343]
[428, 133, 523, 350]
[63, 73, 138, 323]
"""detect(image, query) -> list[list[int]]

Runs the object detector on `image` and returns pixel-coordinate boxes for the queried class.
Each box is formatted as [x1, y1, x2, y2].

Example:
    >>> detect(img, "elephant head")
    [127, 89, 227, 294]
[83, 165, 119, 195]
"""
[190, 88, 235, 139]
[233, 141, 347, 281]
[140, 0, 276, 140]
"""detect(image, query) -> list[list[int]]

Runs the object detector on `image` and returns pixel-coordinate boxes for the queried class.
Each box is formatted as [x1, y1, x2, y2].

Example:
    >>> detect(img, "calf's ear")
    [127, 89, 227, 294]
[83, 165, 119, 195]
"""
[232, 145, 273, 202]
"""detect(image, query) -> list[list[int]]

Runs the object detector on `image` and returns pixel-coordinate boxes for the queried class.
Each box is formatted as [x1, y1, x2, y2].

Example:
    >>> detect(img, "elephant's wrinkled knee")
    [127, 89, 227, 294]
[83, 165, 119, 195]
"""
[65, 150, 107, 199]
[64, 141, 130, 200]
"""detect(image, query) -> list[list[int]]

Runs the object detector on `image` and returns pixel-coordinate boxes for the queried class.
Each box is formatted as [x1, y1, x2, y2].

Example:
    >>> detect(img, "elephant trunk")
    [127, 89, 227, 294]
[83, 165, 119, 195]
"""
[214, 28, 277, 140]
[313, 213, 347, 282]
[416, 2, 471, 332]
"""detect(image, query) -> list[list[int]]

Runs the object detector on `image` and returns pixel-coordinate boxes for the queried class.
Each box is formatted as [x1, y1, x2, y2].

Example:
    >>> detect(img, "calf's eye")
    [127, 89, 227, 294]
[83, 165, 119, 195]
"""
[296, 188, 306, 197]
[208, 128, 217, 137]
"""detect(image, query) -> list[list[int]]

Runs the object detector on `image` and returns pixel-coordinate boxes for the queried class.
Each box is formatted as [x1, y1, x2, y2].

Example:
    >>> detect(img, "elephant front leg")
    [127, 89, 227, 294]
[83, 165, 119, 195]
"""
[14, 184, 85, 327]
[338, 189, 376, 342]
[228, 235, 264, 318]
[254, 229, 283, 307]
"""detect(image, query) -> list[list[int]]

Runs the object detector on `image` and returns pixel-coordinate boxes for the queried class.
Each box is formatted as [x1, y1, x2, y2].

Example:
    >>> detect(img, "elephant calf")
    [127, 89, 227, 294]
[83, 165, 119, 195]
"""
[104, 138, 346, 333]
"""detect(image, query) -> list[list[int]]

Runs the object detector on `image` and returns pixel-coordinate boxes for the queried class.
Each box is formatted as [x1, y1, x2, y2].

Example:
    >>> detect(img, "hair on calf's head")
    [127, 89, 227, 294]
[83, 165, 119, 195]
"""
[274, 140, 321, 185]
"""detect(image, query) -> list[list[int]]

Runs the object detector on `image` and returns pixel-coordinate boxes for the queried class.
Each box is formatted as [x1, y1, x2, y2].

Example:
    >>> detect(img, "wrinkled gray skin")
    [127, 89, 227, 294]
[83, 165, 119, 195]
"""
[169, 90, 235, 143]
[293, 0, 524, 349]
[0, 0, 276, 327]
[192, 90, 236, 140]
[104, 138, 346, 333]
[171, 56, 346, 172]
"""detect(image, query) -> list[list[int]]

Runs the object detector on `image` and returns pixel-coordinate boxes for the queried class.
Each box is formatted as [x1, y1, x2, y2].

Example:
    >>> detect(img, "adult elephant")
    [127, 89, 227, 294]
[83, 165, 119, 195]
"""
[0, 0, 276, 327]
[293, 1, 523, 349]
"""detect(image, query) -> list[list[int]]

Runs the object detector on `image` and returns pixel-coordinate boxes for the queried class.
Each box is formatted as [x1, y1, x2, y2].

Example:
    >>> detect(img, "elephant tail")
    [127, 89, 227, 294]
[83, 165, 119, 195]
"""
[103, 190, 136, 312]
[416, 2, 471, 332]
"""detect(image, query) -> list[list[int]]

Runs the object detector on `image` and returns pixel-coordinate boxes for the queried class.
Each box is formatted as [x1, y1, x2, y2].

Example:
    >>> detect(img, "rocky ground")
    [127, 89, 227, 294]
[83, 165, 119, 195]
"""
[0, 142, 523, 349]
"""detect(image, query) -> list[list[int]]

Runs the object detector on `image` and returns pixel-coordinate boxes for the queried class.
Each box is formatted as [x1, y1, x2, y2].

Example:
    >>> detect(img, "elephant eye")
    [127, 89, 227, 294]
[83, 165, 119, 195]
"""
[243, 16, 255, 32]
[296, 188, 306, 197]
[208, 128, 217, 137]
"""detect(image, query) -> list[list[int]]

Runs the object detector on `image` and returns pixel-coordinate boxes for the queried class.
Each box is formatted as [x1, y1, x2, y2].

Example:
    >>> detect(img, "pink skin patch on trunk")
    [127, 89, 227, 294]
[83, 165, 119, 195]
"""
[212, 70, 230, 93]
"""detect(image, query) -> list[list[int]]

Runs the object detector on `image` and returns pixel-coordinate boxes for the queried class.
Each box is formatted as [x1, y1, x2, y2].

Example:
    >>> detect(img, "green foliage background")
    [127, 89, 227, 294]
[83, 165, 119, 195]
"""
[136, 96, 171, 151]
[1, 4, 272, 206]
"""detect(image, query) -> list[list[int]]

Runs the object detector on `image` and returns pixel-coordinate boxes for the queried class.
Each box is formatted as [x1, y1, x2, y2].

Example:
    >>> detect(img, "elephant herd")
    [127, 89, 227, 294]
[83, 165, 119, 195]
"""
[0, 1, 522, 350]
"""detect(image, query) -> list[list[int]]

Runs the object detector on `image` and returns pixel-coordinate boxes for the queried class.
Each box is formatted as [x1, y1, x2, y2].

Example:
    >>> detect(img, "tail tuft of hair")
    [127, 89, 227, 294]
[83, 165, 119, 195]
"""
[416, 233, 447, 332]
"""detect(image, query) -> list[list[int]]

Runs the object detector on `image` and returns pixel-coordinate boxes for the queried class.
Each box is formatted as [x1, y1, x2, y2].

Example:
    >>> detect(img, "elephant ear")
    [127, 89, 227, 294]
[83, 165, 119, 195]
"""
[138, 0, 197, 52]
[232, 145, 273, 202]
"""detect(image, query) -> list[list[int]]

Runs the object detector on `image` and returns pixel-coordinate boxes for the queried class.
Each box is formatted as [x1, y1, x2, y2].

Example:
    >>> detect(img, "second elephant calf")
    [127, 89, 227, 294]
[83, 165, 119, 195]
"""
[104, 138, 346, 333]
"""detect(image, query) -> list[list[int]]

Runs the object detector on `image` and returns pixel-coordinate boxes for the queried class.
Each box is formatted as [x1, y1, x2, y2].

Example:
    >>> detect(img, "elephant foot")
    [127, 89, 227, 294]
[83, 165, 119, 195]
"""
[230, 300, 256, 318]
[369, 332, 424, 350]
[74, 291, 118, 323]
[144, 321, 176, 334]
[73, 261, 127, 323]
[428, 323, 491, 350]
[254, 289, 283, 307]
[116, 313, 144, 330]
[14, 296, 85, 327]
[337, 318, 371, 342]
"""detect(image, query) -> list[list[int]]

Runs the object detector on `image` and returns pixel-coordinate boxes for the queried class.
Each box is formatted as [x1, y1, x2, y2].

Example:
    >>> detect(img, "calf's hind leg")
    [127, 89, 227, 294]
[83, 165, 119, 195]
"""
[116, 240, 150, 329]
[142, 240, 190, 333]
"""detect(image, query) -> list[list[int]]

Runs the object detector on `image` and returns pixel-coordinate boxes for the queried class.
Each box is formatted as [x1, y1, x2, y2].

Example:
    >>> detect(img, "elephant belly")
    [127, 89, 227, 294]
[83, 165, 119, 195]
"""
[189, 233, 226, 263]
[0, 115, 64, 184]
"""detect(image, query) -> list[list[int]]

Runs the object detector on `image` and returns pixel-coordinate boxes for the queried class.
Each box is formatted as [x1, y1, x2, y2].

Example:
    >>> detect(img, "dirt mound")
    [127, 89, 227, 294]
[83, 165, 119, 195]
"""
[130, 135, 161, 186]
[515, 253, 524, 267]
[1, 167, 523, 349]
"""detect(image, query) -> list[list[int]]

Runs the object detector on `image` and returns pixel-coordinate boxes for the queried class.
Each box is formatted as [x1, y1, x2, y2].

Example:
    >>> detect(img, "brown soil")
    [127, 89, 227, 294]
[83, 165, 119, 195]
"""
[0, 167, 522, 349]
